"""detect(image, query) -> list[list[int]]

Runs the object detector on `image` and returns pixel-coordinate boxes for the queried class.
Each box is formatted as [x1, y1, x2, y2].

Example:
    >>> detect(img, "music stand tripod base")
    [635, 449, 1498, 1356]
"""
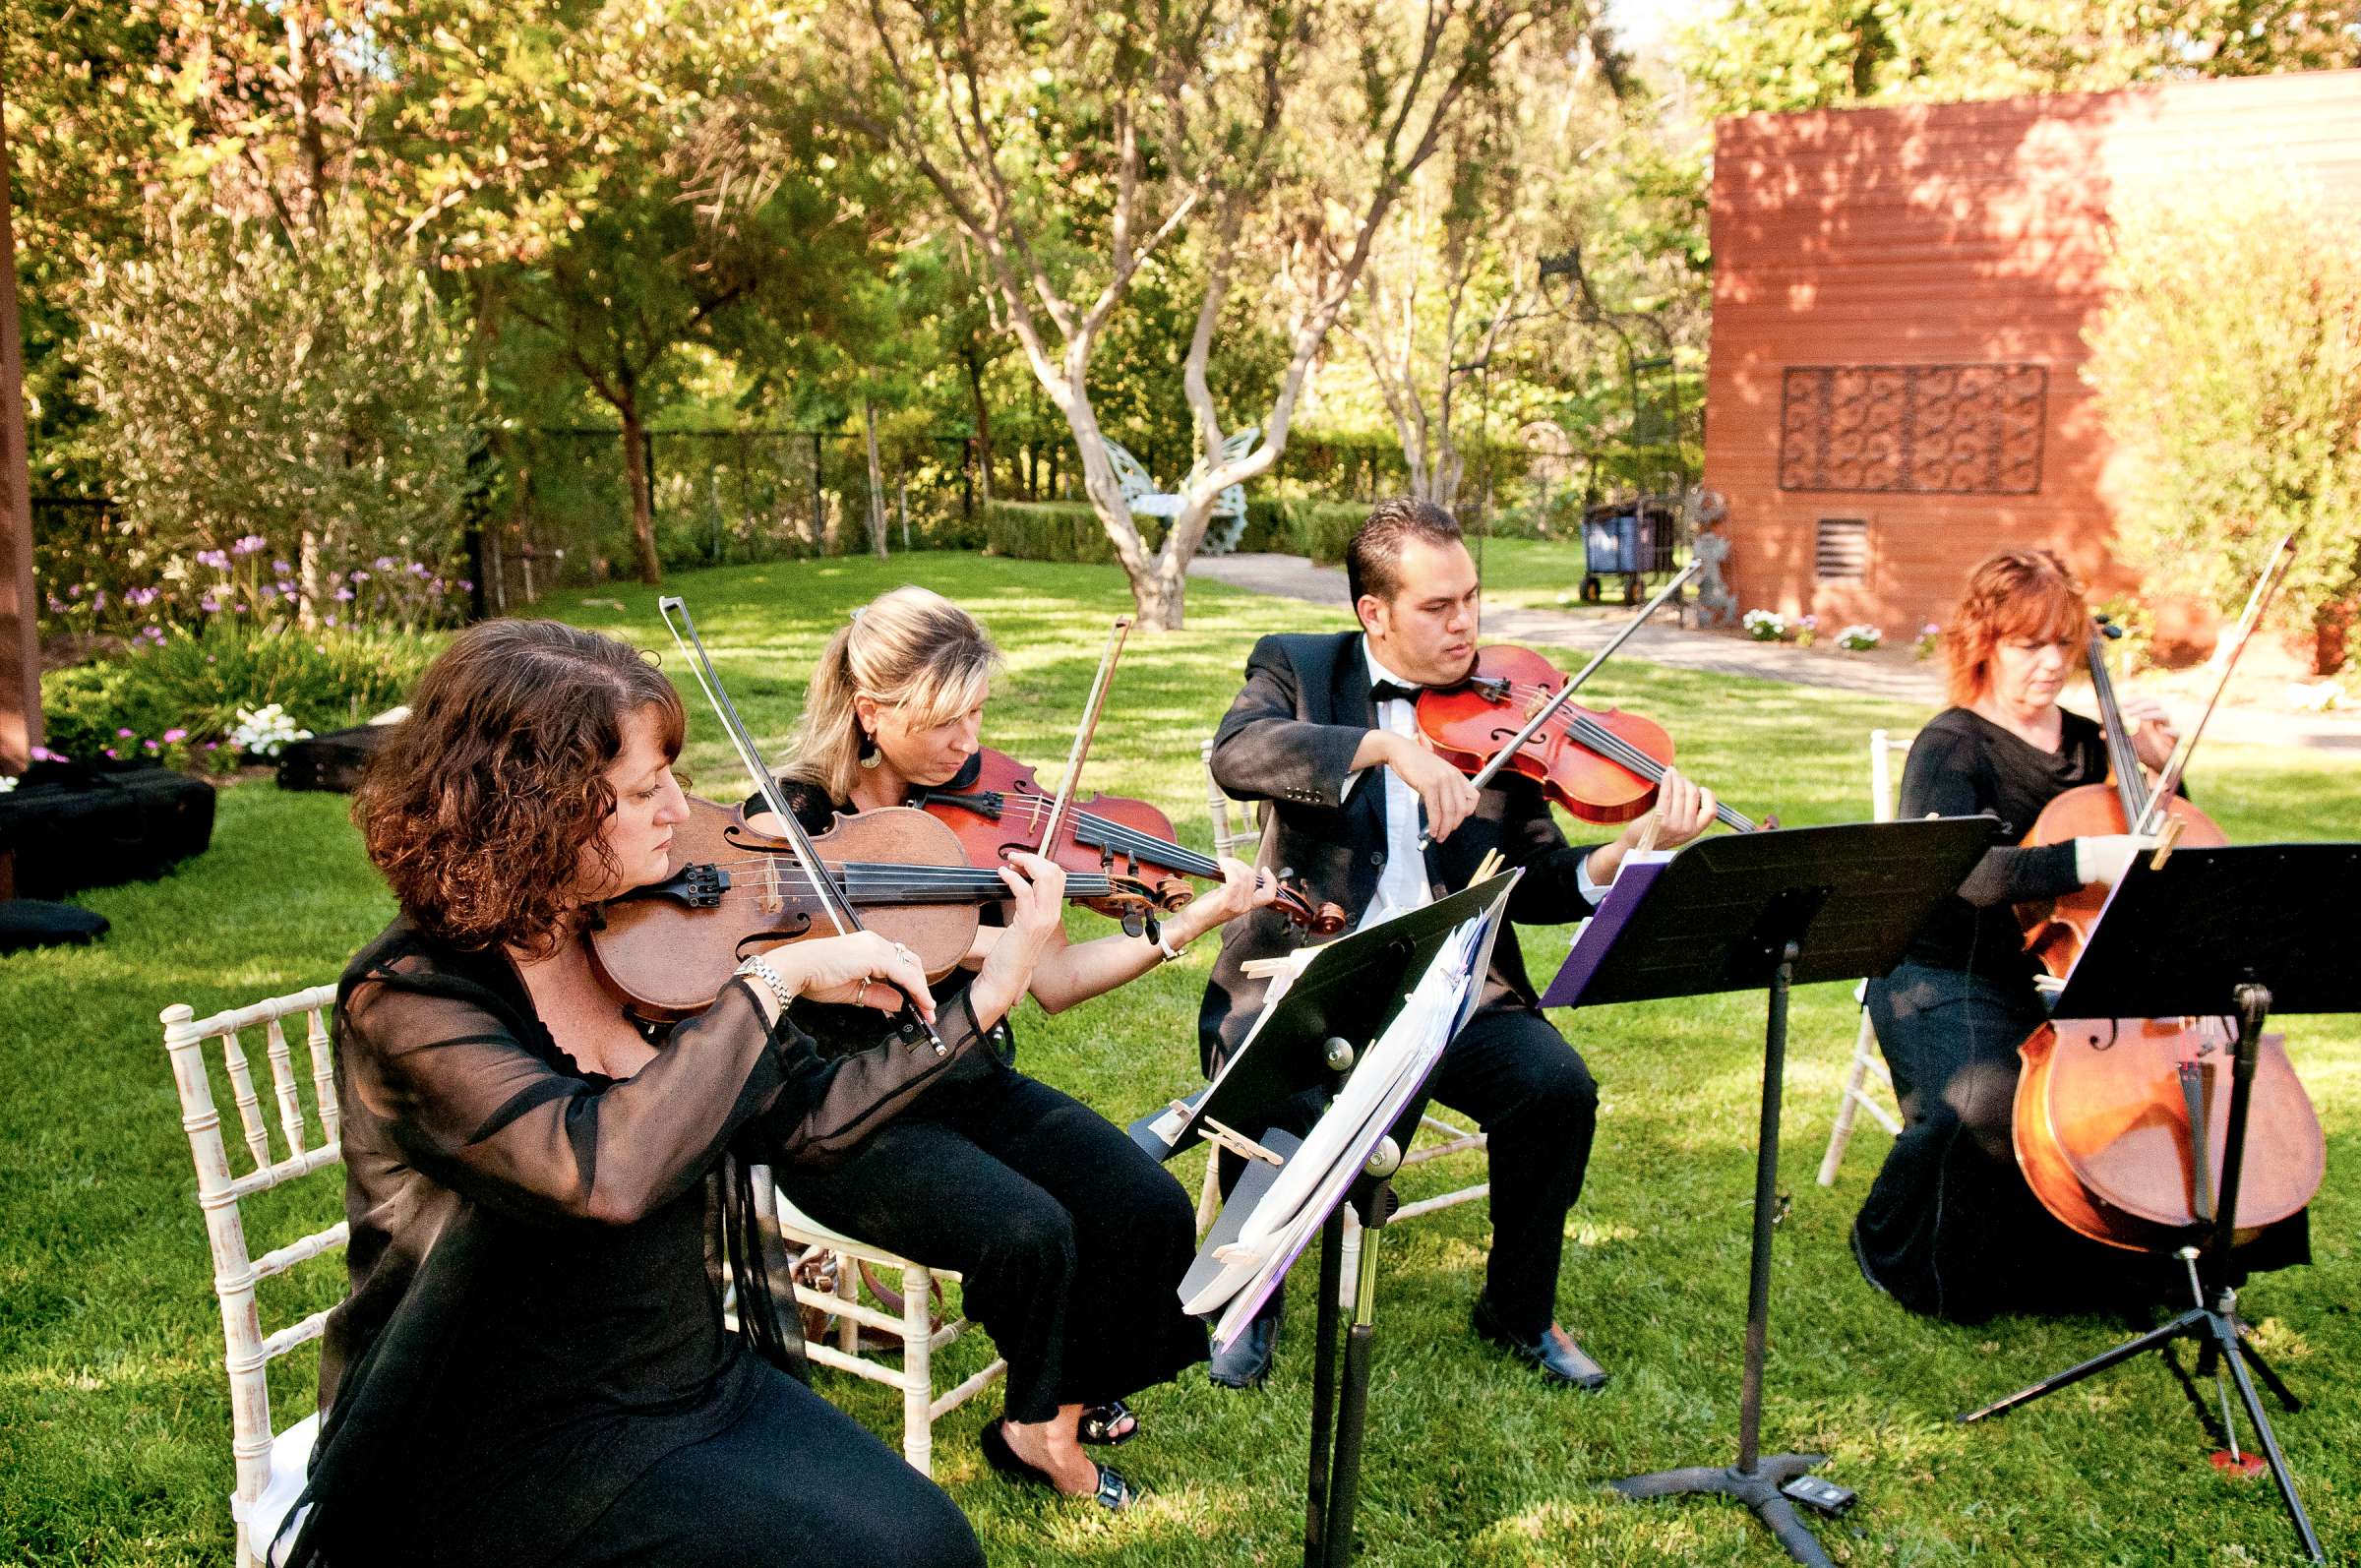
[1612, 1456, 1835, 1568]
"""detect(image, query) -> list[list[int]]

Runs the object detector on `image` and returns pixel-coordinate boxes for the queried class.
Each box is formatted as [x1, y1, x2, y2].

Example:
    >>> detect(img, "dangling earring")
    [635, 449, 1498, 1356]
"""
[857, 730, 881, 769]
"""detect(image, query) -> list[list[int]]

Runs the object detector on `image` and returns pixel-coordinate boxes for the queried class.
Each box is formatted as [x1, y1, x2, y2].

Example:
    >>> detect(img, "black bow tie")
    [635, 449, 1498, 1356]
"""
[1369, 679, 1424, 706]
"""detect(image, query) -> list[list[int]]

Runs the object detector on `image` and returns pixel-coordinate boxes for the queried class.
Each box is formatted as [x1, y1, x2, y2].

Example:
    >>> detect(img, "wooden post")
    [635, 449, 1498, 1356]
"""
[0, 93, 43, 769]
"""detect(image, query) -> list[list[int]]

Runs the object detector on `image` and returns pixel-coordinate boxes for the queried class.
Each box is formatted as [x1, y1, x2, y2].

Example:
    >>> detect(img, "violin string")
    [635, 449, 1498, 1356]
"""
[952, 797, 1222, 876]
[1461, 686, 1756, 831]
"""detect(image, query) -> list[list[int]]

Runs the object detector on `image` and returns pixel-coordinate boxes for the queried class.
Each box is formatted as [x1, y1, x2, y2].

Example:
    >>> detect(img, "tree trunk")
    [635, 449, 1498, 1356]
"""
[964, 348, 995, 503]
[862, 399, 889, 560]
[619, 399, 661, 585]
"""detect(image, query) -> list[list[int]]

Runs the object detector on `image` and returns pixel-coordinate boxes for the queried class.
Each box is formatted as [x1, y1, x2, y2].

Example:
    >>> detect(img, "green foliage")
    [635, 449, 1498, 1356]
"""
[73, 211, 482, 600]
[37, 624, 439, 764]
[983, 497, 1363, 563]
[983, 501, 1156, 565]
[2084, 175, 2361, 672]
[1679, 0, 2361, 120]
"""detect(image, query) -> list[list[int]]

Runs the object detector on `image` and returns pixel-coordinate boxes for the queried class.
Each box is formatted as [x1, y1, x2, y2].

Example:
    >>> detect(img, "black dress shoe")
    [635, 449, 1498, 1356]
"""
[1471, 1295, 1608, 1390]
[1208, 1302, 1280, 1389]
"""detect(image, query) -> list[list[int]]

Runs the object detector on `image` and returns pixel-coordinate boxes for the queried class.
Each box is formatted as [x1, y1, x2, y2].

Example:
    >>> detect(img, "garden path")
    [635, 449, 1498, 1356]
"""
[1190, 552, 2361, 753]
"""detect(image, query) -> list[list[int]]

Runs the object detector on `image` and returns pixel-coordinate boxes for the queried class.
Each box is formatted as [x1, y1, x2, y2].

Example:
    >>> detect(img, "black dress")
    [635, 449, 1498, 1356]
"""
[754, 778, 1210, 1424]
[1853, 708, 2306, 1321]
[295, 916, 985, 1568]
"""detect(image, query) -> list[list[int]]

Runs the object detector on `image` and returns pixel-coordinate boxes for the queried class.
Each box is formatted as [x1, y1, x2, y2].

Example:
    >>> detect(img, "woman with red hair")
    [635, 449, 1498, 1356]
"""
[1849, 549, 2304, 1320]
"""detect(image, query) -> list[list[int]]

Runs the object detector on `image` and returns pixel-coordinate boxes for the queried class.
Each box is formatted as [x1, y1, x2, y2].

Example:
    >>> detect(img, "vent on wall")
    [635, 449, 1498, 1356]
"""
[1816, 518, 1870, 581]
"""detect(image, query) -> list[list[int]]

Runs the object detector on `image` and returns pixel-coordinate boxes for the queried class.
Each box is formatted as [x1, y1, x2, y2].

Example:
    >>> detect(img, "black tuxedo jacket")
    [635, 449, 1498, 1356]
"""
[1195, 631, 1604, 1075]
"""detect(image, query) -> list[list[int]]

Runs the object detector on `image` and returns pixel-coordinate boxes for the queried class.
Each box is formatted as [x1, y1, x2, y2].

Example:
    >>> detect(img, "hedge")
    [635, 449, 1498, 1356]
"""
[982, 498, 1367, 565]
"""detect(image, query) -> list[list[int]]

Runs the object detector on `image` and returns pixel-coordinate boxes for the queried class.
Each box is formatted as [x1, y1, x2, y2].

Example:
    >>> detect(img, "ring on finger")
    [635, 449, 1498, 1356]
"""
[853, 978, 872, 1006]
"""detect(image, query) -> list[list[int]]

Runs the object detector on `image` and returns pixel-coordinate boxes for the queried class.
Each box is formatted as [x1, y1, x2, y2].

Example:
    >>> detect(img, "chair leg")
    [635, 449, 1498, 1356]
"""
[835, 1246, 859, 1355]
[1817, 1013, 1878, 1186]
[902, 1262, 935, 1478]
[1195, 1148, 1222, 1236]
[1338, 1208, 1362, 1311]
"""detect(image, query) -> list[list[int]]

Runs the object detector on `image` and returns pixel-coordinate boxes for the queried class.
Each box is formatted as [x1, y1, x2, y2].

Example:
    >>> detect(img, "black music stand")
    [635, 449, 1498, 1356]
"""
[1156, 875, 1517, 1568]
[1956, 843, 2360, 1566]
[1542, 819, 1995, 1567]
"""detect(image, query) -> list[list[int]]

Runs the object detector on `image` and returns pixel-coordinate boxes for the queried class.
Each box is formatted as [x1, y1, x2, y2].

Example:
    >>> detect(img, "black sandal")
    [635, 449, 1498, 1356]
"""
[980, 1419, 1139, 1512]
[1077, 1399, 1138, 1446]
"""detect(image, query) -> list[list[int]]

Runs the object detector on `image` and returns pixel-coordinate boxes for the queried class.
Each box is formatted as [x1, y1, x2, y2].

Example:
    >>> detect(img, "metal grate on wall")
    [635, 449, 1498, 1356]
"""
[1780, 363, 2045, 494]
[1816, 518, 1870, 581]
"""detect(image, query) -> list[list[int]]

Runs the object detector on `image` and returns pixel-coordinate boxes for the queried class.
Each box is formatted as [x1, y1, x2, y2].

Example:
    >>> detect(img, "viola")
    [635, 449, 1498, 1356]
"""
[918, 748, 1347, 935]
[1414, 645, 1760, 831]
[589, 796, 1160, 1023]
[2012, 553, 2323, 1251]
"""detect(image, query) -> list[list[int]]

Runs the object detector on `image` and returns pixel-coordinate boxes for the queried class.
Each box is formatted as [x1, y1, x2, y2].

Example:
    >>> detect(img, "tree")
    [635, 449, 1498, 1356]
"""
[805, 0, 1578, 628]
[2085, 175, 2361, 675]
[1679, 0, 2361, 120]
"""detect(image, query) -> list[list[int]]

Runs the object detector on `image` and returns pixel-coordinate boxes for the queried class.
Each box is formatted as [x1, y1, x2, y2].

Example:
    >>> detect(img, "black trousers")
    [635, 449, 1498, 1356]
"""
[560, 1365, 982, 1567]
[1222, 1004, 1600, 1340]
[775, 1062, 1208, 1423]
[1855, 961, 2307, 1322]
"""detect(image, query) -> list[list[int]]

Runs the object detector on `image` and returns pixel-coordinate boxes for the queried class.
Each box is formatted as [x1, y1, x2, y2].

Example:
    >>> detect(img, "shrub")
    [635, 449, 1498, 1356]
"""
[1836, 624, 1883, 652]
[38, 623, 438, 765]
[980, 496, 1367, 566]
[73, 210, 481, 632]
[1742, 608, 1786, 641]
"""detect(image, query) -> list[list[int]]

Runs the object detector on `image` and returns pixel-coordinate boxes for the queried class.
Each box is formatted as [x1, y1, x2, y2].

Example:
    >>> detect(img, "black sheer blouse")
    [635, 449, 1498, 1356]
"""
[295, 914, 996, 1567]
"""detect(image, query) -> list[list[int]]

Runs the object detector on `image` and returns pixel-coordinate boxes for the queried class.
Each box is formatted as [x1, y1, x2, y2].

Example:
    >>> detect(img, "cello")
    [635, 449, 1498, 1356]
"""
[2011, 541, 2323, 1251]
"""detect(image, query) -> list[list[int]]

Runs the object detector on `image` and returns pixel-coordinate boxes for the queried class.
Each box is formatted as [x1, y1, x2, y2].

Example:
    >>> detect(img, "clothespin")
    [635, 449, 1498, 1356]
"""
[2150, 816, 2186, 872]
[1201, 1116, 1286, 1168]
[1467, 848, 1504, 889]
[1635, 812, 1663, 857]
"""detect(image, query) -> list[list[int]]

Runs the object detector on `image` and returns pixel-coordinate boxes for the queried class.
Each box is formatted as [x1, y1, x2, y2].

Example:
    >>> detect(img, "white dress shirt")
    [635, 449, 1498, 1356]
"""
[1342, 636, 1610, 931]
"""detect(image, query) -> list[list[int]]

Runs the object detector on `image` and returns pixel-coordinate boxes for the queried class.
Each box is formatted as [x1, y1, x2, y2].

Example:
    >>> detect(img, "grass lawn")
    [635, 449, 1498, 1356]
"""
[5, 552, 2358, 1566]
[1467, 537, 1696, 617]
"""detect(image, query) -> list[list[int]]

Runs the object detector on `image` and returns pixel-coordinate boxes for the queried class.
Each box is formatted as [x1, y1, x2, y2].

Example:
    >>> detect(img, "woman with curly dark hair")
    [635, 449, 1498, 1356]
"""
[287, 619, 985, 1568]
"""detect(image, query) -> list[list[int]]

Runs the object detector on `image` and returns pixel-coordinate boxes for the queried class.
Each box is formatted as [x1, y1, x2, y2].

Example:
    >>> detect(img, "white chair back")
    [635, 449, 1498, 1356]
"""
[1815, 728, 1916, 1184]
[161, 986, 348, 1568]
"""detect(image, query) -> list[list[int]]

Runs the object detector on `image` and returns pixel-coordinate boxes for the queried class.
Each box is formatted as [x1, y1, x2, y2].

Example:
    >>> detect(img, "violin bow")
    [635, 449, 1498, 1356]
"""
[2132, 533, 2297, 838]
[656, 595, 945, 1054]
[1462, 560, 1701, 793]
[1036, 617, 1132, 858]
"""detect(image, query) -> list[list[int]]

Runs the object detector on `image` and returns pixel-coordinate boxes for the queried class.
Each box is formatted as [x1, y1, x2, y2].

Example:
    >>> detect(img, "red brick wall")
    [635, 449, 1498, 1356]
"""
[1704, 69, 2361, 646]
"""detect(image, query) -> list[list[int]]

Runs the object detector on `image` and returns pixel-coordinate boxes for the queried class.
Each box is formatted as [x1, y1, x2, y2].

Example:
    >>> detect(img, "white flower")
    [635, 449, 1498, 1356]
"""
[229, 702, 314, 759]
[0, 775, 16, 794]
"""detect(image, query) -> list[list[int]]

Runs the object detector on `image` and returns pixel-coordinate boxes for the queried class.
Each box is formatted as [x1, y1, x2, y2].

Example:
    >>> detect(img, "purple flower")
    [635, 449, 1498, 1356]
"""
[374, 556, 396, 572]
[30, 746, 63, 762]
[232, 535, 268, 557]
[334, 587, 354, 602]
[162, 728, 187, 744]
[1921, 622, 1942, 635]
[102, 747, 119, 759]
[204, 741, 219, 751]
[117, 728, 135, 739]
[351, 570, 370, 582]
[65, 584, 80, 598]
[127, 586, 159, 607]
[91, 591, 106, 611]
[272, 560, 291, 575]
[1799, 614, 1818, 630]
[324, 615, 337, 628]
[144, 739, 160, 752]
[46, 596, 64, 612]
[199, 596, 220, 615]
[260, 584, 277, 600]
[408, 563, 431, 579]
[197, 549, 230, 571]
[456, 579, 474, 592]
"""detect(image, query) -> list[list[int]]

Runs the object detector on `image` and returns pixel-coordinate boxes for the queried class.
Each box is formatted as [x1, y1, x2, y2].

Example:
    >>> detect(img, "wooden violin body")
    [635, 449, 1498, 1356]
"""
[920, 747, 1348, 935]
[1415, 645, 1760, 832]
[590, 797, 983, 1022]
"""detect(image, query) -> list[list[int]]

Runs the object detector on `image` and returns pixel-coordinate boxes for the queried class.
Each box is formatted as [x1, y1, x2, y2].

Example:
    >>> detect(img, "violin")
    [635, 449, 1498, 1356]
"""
[2012, 546, 2323, 1250]
[918, 748, 1348, 935]
[589, 796, 1159, 1022]
[1415, 645, 1761, 832]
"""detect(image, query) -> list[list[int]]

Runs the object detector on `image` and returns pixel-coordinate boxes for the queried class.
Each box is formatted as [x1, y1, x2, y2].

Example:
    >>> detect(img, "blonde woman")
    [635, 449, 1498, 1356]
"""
[745, 586, 1275, 1510]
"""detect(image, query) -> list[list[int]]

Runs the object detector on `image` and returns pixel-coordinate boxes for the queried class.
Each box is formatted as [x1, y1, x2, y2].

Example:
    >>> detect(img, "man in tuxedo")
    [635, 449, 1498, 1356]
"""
[1198, 498, 1716, 1389]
